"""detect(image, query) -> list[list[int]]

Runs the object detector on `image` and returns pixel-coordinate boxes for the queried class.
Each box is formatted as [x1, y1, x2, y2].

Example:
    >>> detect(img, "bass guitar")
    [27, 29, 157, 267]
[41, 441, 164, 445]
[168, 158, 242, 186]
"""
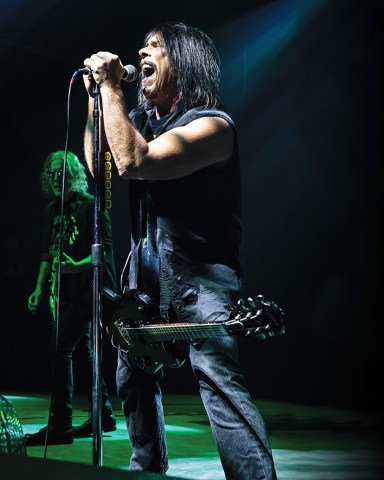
[102, 287, 285, 374]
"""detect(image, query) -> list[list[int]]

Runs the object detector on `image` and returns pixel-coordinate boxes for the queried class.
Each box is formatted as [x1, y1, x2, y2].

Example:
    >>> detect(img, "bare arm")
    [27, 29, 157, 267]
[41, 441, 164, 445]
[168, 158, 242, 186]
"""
[28, 260, 51, 314]
[60, 252, 92, 274]
[84, 96, 111, 175]
[83, 52, 234, 181]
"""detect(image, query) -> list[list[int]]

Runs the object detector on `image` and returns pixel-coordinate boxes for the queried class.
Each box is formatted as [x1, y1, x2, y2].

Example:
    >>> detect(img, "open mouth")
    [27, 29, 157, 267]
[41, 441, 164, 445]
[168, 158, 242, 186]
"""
[141, 63, 155, 78]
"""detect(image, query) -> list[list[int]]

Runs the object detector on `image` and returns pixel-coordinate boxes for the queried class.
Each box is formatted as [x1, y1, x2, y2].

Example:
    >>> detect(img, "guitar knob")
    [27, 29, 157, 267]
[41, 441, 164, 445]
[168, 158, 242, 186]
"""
[255, 295, 264, 304]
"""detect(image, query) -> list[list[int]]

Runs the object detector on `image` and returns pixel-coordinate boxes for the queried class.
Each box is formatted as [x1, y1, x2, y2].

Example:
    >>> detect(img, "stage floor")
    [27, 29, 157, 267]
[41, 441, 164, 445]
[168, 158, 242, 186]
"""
[1, 391, 383, 479]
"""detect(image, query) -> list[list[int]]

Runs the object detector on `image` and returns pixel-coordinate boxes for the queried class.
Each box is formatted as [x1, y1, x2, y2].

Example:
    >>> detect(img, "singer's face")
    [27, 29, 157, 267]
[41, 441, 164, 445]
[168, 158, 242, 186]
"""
[139, 35, 177, 107]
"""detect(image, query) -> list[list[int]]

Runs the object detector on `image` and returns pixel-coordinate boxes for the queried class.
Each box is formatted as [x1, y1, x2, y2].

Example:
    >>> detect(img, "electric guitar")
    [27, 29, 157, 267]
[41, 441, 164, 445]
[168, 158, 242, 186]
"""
[102, 287, 285, 374]
[48, 215, 78, 322]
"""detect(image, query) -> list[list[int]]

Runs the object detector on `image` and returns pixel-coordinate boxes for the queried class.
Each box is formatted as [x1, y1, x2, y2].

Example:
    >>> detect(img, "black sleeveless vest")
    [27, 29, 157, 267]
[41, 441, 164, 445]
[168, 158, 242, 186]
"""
[127, 106, 243, 323]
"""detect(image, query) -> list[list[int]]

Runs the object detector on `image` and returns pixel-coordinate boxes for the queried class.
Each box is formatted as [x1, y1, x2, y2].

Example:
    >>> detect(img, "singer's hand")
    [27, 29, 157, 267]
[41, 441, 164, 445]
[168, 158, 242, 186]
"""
[83, 51, 124, 90]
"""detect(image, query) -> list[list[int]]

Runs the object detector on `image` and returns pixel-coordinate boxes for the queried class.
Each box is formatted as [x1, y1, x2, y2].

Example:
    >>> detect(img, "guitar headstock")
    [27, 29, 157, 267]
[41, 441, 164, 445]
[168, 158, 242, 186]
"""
[227, 295, 285, 339]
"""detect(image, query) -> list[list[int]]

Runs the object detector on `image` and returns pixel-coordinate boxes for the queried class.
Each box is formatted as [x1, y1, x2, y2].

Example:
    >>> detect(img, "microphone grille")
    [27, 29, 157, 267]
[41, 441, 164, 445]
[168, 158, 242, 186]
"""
[122, 65, 138, 82]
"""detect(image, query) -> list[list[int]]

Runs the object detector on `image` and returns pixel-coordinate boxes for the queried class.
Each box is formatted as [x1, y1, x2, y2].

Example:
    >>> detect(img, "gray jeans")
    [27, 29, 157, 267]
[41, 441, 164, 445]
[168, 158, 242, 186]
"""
[116, 335, 277, 480]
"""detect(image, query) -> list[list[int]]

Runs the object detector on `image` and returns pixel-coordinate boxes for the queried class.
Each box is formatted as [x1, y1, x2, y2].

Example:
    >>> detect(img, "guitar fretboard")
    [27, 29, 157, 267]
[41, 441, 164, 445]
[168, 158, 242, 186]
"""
[116, 321, 229, 344]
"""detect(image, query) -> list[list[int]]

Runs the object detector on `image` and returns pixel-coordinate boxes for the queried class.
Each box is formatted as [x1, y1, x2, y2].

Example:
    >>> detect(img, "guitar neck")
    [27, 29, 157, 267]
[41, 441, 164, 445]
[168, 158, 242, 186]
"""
[118, 321, 230, 343]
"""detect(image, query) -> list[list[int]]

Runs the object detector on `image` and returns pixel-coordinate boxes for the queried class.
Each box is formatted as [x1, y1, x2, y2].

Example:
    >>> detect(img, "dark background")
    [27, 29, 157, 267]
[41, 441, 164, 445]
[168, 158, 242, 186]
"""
[0, 0, 381, 411]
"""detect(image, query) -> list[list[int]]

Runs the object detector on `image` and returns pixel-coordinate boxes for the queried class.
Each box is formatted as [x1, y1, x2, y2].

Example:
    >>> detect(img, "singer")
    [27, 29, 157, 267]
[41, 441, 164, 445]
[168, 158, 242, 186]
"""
[83, 22, 278, 479]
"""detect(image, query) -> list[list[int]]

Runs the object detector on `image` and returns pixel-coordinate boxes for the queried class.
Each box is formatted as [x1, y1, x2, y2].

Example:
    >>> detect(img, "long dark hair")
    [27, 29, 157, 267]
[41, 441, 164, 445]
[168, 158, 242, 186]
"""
[138, 22, 223, 111]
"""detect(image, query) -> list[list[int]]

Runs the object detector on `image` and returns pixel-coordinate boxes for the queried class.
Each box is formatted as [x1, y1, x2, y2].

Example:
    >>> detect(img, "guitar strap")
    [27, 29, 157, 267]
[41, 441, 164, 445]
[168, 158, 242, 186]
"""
[126, 108, 186, 319]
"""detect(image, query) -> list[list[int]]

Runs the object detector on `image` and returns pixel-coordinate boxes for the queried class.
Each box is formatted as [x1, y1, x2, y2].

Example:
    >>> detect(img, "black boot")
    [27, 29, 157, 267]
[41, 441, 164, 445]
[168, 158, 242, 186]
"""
[73, 413, 117, 437]
[25, 424, 74, 446]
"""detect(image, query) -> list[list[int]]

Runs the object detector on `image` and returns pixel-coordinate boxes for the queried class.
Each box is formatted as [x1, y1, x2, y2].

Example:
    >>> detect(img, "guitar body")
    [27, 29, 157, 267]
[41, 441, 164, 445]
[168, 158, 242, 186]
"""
[122, 341, 186, 374]
[102, 287, 186, 373]
[102, 287, 285, 374]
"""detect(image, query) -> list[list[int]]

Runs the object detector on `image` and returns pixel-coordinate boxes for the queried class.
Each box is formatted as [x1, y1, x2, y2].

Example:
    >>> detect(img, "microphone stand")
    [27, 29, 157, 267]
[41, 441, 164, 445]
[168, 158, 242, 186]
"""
[91, 82, 103, 466]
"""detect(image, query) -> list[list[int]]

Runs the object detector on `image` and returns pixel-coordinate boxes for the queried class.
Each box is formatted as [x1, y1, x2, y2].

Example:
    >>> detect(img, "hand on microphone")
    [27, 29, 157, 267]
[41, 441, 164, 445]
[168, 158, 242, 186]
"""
[79, 65, 137, 82]
[82, 52, 137, 94]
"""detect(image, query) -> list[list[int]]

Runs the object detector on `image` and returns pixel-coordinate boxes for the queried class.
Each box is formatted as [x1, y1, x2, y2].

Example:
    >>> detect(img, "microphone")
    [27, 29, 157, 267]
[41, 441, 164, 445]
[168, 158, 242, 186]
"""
[77, 64, 138, 82]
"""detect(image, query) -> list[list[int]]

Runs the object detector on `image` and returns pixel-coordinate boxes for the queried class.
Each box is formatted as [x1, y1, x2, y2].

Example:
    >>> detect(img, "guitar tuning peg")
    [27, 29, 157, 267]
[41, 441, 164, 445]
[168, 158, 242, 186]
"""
[247, 297, 256, 308]
[237, 298, 249, 312]
[255, 295, 264, 303]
